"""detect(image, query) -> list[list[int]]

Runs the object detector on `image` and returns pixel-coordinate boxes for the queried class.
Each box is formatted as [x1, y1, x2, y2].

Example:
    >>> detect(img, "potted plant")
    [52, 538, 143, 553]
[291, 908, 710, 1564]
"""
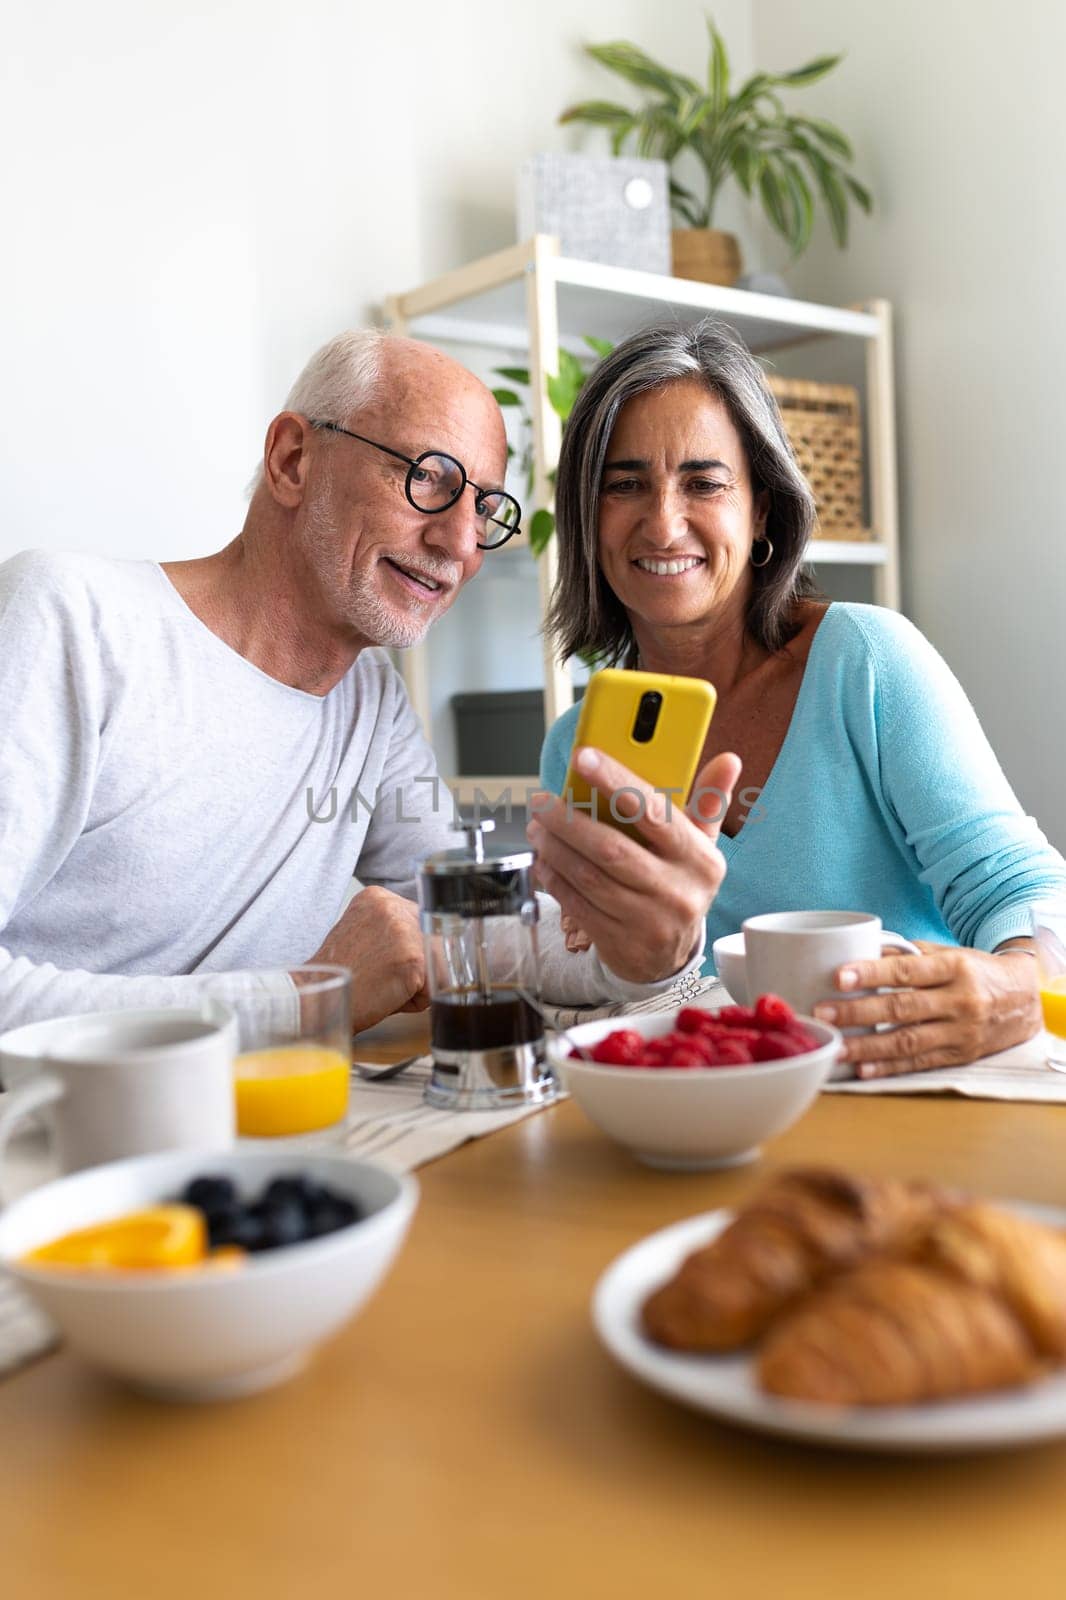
[558, 17, 871, 285]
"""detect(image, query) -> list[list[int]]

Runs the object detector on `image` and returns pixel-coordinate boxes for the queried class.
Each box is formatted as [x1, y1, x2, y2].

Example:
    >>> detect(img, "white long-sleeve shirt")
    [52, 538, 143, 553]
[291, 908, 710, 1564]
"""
[0, 551, 701, 1037]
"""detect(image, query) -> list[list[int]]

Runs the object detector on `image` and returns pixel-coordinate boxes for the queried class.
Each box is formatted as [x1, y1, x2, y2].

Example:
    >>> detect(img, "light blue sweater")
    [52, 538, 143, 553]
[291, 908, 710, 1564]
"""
[540, 604, 1066, 977]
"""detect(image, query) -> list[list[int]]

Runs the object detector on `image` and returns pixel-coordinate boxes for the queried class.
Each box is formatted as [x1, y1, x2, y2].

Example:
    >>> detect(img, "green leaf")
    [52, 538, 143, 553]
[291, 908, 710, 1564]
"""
[669, 183, 701, 230]
[632, 103, 684, 160]
[843, 173, 873, 212]
[728, 141, 762, 197]
[493, 366, 530, 386]
[776, 53, 842, 88]
[797, 115, 853, 160]
[557, 348, 586, 389]
[778, 153, 814, 255]
[707, 18, 730, 112]
[546, 351, 586, 422]
[758, 160, 792, 242]
[557, 98, 634, 128]
[729, 70, 774, 113]
[669, 175, 699, 206]
[804, 147, 849, 246]
[585, 41, 699, 104]
[492, 388, 521, 407]
[546, 349, 589, 422]
[677, 91, 712, 139]
[529, 507, 555, 556]
[583, 335, 614, 359]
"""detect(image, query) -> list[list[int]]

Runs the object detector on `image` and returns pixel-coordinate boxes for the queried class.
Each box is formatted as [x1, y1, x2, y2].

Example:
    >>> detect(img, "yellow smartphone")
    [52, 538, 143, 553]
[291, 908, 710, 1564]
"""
[562, 668, 717, 838]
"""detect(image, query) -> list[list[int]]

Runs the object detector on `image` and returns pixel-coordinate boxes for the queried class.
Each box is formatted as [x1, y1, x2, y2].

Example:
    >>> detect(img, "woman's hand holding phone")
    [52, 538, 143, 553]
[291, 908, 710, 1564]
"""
[526, 745, 742, 984]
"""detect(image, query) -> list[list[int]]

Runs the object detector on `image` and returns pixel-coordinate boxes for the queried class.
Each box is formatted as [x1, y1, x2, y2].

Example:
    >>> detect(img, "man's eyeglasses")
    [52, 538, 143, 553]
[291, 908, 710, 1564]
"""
[309, 420, 522, 550]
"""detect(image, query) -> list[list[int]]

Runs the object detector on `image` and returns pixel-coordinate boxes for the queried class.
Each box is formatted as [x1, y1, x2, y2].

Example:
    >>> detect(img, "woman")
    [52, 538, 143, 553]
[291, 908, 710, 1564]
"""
[532, 319, 1065, 1077]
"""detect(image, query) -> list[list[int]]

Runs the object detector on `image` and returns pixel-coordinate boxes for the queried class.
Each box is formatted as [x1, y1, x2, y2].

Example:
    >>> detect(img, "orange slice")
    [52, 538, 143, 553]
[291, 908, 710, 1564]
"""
[22, 1205, 208, 1271]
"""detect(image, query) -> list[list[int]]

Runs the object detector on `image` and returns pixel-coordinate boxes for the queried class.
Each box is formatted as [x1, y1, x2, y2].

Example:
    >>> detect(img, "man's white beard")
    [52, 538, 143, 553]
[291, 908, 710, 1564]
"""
[303, 490, 438, 650]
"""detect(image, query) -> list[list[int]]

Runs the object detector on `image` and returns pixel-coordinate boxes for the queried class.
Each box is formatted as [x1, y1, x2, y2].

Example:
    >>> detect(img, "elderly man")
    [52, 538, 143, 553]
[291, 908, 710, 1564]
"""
[0, 331, 737, 1034]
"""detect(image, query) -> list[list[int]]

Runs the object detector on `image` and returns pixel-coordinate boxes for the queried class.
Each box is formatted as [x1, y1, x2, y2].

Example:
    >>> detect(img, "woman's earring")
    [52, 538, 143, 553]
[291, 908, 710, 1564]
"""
[750, 536, 774, 569]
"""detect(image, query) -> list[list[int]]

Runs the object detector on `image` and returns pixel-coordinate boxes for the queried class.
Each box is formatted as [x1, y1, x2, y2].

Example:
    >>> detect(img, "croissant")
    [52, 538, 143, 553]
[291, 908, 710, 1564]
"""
[641, 1168, 942, 1352]
[758, 1203, 1066, 1406]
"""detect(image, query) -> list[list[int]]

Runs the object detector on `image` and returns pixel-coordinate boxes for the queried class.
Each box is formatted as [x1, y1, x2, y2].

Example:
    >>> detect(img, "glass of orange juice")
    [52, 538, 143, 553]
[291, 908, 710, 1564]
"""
[227, 965, 352, 1136]
[1032, 905, 1066, 1072]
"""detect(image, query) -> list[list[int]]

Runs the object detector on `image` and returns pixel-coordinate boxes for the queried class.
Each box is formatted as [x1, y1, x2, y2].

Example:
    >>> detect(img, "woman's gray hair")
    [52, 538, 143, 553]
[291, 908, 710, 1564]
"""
[545, 318, 818, 664]
[247, 328, 387, 497]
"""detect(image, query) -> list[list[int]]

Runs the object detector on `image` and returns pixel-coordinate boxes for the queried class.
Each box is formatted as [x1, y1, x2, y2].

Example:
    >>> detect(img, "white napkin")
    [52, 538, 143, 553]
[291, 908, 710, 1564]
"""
[824, 1030, 1066, 1101]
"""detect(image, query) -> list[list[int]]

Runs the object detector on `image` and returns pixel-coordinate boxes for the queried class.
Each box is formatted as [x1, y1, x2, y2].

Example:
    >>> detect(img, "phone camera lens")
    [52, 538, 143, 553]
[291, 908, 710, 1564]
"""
[631, 691, 662, 744]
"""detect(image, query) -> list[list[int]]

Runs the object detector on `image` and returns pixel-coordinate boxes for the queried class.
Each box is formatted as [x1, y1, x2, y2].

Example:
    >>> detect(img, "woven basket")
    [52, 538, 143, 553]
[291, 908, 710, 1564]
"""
[766, 375, 868, 540]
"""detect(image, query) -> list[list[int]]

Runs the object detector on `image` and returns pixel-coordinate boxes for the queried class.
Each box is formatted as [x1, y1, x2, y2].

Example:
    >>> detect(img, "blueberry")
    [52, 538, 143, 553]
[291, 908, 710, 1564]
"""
[215, 1210, 270, 1252]
[182, 1175, 236, 1211]
[307, 1197, 360, 1238]
[262, 1176, 309, 1209]
[203, 1202, 242, 1247]
[256, 1200, 307, 1249]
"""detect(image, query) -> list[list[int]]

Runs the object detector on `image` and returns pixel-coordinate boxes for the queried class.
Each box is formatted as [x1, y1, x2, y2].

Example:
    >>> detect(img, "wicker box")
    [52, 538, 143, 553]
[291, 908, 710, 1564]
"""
[766, 375, 868, 540]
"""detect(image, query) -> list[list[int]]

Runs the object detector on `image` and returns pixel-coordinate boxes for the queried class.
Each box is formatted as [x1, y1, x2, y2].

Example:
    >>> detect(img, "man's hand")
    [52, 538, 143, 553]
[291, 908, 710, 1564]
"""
[527, 746, 742, 984]
[309, 885, 429, 1034]
[812, 941, 1042, 1078]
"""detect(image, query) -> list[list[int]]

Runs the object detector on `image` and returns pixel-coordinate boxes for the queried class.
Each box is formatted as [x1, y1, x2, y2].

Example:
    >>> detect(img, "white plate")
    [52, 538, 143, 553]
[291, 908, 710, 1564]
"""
[593, 1204, 1066, 1454]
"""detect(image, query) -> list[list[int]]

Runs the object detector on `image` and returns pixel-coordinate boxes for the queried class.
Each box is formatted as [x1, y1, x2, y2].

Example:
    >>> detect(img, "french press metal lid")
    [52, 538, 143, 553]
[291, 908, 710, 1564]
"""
[417, 819, 537, 919]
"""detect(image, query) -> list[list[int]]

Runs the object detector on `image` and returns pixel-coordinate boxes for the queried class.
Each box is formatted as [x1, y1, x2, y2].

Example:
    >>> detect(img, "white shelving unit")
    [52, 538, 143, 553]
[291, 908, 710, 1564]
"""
[384, 236, 898, 805]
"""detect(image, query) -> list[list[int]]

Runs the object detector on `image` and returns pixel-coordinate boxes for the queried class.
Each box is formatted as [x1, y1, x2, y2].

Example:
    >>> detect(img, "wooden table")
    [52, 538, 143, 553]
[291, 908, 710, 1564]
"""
[4, 1016, 1066, 1600]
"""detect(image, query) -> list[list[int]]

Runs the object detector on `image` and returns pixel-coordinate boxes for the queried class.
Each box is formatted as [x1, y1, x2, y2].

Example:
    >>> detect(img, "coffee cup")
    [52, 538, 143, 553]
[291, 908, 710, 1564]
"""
[728, 912, 920, 1081]
[0, 1003, 237, 1192]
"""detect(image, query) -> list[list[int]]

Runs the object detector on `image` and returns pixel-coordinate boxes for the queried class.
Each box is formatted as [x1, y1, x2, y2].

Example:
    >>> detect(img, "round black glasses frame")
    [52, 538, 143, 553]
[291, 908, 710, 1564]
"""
[309, 420, 522, 549]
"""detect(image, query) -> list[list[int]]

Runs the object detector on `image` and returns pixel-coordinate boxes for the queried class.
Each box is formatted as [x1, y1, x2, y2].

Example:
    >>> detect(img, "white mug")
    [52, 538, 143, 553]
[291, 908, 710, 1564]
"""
[0, 1003, 237, 1191]
[736, 912, 920, 1081]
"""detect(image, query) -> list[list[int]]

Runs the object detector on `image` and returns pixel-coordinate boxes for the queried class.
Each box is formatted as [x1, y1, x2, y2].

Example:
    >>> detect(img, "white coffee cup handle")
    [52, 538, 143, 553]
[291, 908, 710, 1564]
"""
[880, 934, 920, 959]
[0, 1072, 64, 1208]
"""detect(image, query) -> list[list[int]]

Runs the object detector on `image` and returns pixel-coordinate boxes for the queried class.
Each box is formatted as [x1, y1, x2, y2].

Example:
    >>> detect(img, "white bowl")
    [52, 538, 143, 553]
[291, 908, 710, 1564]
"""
[547, 1010, 840, 1171]
[711, 932, 749, 1003]
[0, 1148, 418, 1401]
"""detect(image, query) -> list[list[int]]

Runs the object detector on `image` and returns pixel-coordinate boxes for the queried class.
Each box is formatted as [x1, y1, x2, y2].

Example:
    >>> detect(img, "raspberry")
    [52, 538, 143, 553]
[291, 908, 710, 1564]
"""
[706, 1037, 754, 1066]
[752, 1030, 810, 1061]
[590, 1028, 646, 1066]
[754, 993, 796, 1029]
[716, 1004, 757, 1026]
[676, 1007, 711, 1034]
[784, 1024, 820, 1052]
[718, 1026, 762, 1048]
[662, 1045, 707, 1068]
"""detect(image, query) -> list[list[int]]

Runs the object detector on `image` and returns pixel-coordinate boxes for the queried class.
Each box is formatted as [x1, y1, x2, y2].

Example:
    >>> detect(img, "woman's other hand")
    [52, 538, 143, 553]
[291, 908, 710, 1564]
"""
[527, 745, 741, 984]
[812, 941, 1041, 1077]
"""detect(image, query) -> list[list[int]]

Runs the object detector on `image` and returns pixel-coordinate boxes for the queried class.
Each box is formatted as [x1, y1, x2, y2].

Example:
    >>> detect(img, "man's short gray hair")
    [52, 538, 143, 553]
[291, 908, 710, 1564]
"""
[545, 318, 818, 664]
[283, 327, 386, 421]
[248, 328, 387, 496]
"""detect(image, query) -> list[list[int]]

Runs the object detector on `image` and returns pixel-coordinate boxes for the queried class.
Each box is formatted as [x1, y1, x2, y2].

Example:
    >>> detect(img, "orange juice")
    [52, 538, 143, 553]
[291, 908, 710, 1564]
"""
[234, 1046, 350, 1136]
[1039, 975, 1066, 1038]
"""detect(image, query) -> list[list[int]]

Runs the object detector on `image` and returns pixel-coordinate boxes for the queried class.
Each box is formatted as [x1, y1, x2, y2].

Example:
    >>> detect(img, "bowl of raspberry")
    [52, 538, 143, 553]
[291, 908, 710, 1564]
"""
[547, 996, 841, 1171]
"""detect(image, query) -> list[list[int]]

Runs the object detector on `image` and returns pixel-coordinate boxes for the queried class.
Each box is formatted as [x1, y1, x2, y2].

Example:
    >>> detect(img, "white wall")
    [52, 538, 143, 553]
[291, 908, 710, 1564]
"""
[2, 0, 752, 566]
[750, 0, 1066, 845]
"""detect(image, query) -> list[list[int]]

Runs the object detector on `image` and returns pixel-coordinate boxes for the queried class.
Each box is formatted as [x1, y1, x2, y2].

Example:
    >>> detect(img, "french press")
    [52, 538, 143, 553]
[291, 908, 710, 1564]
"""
[417, 820, 557, 1111]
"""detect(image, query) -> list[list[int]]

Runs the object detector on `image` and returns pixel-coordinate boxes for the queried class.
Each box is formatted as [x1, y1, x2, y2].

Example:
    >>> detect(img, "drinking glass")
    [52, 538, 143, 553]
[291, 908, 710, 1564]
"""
[223, 965, 352, 1135]
[1030, 904, 1066, 1071]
